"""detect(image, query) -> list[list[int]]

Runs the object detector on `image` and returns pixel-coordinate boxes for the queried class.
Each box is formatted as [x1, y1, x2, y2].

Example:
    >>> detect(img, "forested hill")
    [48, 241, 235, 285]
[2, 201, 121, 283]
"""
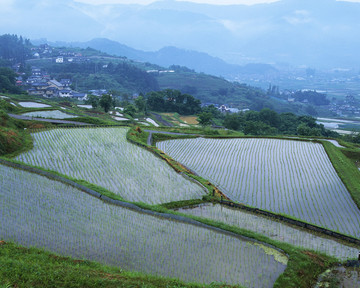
[0, 34, 32, 66]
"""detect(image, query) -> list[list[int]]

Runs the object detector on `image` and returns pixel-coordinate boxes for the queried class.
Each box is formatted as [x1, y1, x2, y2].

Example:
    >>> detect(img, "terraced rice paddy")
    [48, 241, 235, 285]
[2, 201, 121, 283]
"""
[180, 116, 199, 125]
[21, 110, 78, 119]
[0, 164, 287, 287]
[18, 102, 51, 108]
[16, 128, 205, 204]
[178, 204, 360, 260]
[77, 104, 92, 109]
[157, 138, 360, 238]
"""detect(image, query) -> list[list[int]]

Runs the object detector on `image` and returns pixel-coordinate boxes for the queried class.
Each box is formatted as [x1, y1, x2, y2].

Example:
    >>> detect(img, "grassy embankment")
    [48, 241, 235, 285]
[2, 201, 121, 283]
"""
[322, 140, 360, 209]
[0, 241, 215, 288]
[0, 100, 37, 157]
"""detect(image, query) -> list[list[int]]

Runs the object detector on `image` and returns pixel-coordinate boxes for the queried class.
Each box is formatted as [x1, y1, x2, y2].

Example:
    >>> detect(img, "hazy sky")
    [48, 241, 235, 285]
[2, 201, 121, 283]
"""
[74, 0, 279, 5]
[73, 0, 360, 4]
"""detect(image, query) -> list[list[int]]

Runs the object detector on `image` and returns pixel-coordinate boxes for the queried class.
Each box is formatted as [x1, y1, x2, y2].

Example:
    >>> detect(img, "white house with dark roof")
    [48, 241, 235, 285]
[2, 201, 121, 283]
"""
[55, 57, 64, 63]
[71, 92, 88, 101]
[59, 89, 72, 97]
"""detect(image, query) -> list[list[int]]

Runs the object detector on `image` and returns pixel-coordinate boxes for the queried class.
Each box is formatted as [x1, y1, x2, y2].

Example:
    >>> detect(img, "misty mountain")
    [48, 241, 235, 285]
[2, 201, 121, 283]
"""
[52, 38, 277, 78]
[1, 0, 360, 69]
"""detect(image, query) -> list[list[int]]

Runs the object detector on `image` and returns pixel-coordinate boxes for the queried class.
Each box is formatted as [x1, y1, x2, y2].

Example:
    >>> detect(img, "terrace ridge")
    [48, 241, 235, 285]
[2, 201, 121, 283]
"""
[220, 199, 360, 246]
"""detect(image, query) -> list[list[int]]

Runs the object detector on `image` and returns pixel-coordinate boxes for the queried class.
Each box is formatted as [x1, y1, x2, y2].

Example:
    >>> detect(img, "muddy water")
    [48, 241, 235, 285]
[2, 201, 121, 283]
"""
[316, 266, 360, 288]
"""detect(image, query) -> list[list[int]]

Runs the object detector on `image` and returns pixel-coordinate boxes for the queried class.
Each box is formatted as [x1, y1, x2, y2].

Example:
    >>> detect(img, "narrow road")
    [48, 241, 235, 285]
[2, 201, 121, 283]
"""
[150, 113, 174, 127]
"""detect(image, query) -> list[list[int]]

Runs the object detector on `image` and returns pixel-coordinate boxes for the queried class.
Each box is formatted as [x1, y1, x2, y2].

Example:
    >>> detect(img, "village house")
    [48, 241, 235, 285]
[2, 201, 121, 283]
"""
[59, 89, 72, 97]
[71, 92, 88, 101]
[60, 79, 72, 87]
[48, 79, 64, 90]
[55, 57, 64, 63]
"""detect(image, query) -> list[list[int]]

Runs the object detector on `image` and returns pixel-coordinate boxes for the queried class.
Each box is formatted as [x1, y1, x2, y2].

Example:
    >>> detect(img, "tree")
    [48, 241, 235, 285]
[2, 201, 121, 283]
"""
[198, 112, 212, 126]
[86, 94, 99, 108]
[124, 104, 136, 117]
[134, 95, 146, 113]
[0, 67, 22, 94]
[99, 94, 112, 113]
[279, 113, 298, 135]
[183, 94, 201, 115]
[298, 115, 317, 128]
[259, 108, 280, 128]
[224, 113, 243, 131]
[147, 92, 165, 112]
[202, 104, 222, 119]
[297, 123, 312, 136]
[244, 121, 277, 136]
[0, 34, 31, 64]
[146, 90, 201, 115]
[244, 110, 260, 122]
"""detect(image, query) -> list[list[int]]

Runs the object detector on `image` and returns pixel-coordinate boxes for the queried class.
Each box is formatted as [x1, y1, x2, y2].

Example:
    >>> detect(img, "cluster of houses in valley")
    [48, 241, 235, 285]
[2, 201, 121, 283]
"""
[329, 94, 360, 116]
[17, 66, 88, 101]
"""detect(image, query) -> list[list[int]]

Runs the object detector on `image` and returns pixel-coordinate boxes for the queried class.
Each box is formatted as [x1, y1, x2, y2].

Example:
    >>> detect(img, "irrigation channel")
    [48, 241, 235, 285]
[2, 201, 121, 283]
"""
[0, 159, 287, 288]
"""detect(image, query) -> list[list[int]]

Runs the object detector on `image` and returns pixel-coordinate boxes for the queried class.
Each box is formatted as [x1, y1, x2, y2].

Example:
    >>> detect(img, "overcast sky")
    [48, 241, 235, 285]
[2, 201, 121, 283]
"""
[74, 0, 360, 4]
[73, 0, 360, 5]
[74, 0, 279, 5]
[1, 0, 360, 9]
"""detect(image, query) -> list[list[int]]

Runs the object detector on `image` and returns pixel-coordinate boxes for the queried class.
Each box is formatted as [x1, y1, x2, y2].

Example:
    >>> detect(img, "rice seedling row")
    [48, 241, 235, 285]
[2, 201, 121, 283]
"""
[178, 204, 360, 261]
[157, 138, 360, 238]
[16, 127, 205, 204]
[0, 164, 287, 287]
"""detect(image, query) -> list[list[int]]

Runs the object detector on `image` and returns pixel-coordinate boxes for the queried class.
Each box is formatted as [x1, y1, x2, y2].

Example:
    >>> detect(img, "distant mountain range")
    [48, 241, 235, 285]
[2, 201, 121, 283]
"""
[43, 38, 278, 78]
[2, 0, 360, 69]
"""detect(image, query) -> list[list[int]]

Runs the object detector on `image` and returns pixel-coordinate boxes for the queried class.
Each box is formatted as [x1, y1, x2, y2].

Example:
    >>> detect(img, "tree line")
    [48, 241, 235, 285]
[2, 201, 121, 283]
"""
[221, 108, 337, 137]
[0, 34, 32, 65]
[86, 89, 201, 116]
